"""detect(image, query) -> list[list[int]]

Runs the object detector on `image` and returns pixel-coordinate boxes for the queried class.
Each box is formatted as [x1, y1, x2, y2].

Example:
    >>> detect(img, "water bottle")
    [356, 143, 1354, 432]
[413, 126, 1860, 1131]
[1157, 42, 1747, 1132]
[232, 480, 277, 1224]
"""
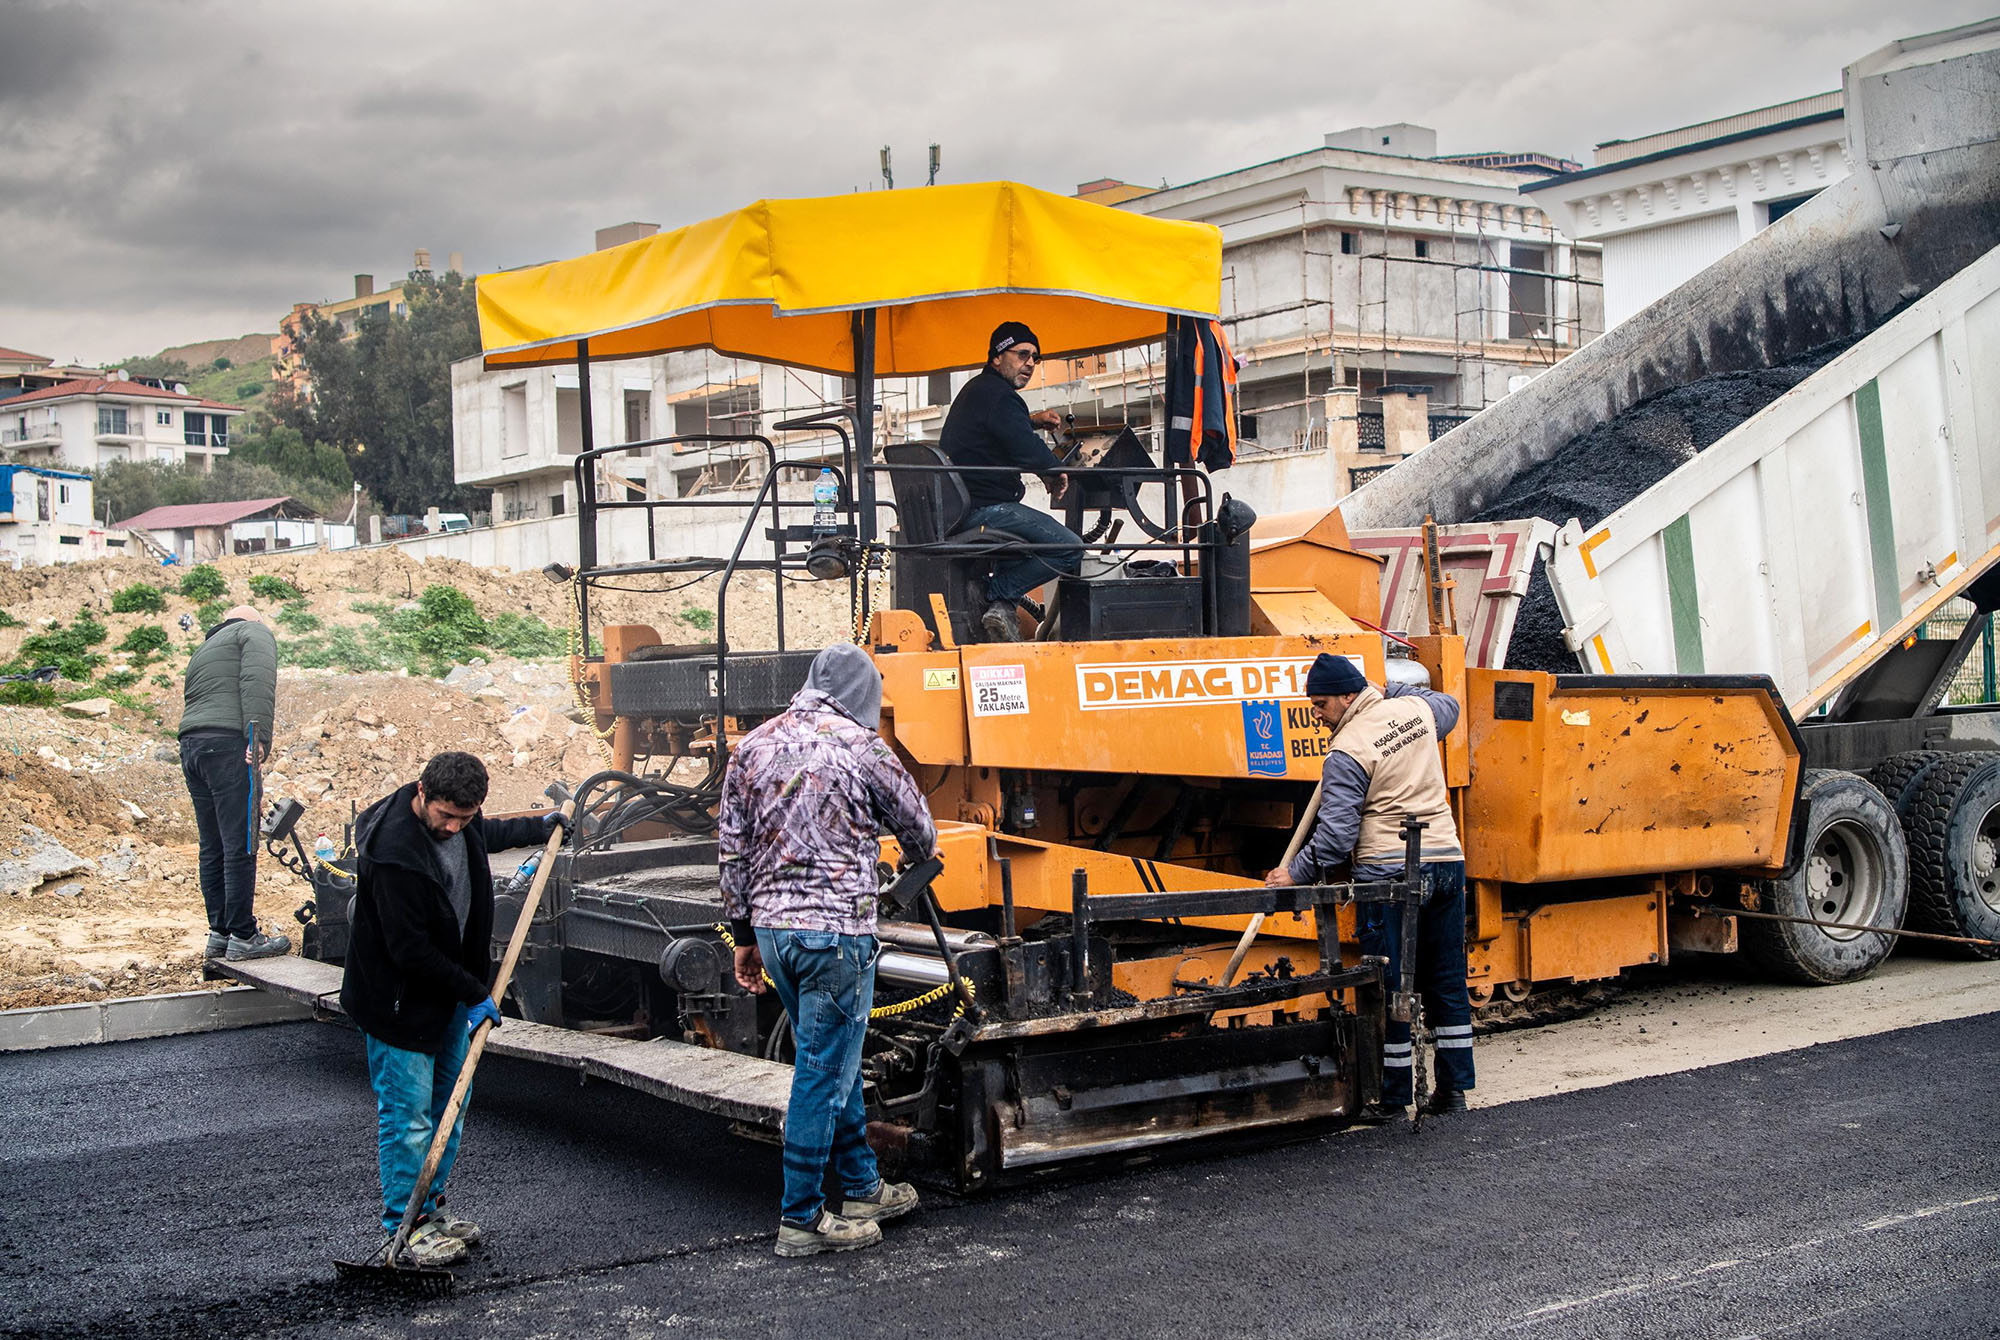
[503, 852, 542, 897]
[313, 835, 336, 865]
[811, 468, 839, 536]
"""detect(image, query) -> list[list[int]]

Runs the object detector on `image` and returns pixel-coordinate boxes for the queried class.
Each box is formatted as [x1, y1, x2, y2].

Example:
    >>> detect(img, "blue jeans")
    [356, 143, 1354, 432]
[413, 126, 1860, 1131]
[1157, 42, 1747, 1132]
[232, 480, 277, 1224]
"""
[959, 502, 1083, 606]
[364, 1004, 472, 1233]
[179, 732, 258, 939]
[755, 928, 881, 1226]
[1357, 861, 1474, 1105]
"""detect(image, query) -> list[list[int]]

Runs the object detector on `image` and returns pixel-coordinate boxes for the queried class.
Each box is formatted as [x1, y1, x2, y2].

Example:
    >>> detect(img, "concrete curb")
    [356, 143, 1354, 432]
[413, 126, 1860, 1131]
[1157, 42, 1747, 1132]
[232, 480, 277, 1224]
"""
[0, 985, 312, 1052]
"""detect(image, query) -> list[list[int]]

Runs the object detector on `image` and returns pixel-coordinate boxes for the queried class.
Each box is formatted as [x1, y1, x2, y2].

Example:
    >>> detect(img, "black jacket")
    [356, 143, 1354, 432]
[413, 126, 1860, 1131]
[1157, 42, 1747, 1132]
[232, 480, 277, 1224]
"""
[339, 782, 550, 1053]
[938, 367, 1064, 510]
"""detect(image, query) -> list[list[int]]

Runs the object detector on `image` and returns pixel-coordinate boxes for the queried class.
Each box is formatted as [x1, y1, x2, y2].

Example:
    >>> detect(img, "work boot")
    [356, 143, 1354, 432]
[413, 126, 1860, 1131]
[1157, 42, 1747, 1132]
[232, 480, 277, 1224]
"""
[393, 1219, 468, 1268]
[1357, 1101, 1408, 1125]
[841, 1180, 919, 1224]
[425, 1208, 483, 1246]
[203, 932, 227, 959]
[226, 930, 292, 961]
[774, 1211, 882, 1258]
[981, 600, 1022, 643]
[1426, 1088, 1469, 1115]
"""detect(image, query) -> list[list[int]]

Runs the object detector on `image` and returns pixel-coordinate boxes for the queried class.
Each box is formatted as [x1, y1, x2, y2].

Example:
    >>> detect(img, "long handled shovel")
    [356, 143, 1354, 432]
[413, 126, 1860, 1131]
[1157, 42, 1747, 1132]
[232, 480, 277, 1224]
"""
[335, 803, 573, 1297]
[1220, 780, 1322, 988]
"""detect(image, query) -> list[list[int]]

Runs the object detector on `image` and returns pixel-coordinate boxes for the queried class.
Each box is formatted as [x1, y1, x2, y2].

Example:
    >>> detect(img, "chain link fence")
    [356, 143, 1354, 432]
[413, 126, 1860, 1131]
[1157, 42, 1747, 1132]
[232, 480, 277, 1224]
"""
[1921, 597, 1999, 705]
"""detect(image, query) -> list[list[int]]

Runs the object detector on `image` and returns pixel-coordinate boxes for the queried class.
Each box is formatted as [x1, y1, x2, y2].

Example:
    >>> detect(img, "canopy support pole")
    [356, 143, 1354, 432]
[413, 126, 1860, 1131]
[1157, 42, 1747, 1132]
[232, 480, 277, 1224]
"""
[576, 339, 595, 633]
[852, 309, 878, 544]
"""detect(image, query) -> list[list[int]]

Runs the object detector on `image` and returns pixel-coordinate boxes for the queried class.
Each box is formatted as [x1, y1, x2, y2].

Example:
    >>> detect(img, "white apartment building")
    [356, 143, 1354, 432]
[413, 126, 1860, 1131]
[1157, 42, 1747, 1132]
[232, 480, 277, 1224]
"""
[0, 377, 243, 472]
[1522, 93, 1850, 329]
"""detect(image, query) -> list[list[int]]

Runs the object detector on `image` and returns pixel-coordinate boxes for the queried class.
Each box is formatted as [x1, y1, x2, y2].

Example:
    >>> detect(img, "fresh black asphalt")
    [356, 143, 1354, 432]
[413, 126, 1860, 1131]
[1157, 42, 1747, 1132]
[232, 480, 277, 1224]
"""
[3, 1011, 1996, 1338]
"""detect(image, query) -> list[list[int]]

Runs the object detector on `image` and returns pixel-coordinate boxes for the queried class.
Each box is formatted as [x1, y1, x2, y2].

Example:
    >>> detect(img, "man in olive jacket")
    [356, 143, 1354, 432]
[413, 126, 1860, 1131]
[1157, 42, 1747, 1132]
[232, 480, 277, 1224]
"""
[341, 751, 561, 1266]
[179, 603, 287, 961]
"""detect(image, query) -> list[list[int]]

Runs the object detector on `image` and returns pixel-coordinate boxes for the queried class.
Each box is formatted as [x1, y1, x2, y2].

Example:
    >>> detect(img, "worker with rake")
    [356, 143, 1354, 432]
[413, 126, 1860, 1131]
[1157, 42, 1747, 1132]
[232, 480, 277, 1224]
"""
[1267, 653, 1475, 1116]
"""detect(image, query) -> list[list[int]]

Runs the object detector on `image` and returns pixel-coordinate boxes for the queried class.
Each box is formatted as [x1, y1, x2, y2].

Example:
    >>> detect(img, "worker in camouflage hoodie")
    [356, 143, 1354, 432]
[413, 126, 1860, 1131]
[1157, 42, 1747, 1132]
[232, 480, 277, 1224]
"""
[720, 644, 936, 1258]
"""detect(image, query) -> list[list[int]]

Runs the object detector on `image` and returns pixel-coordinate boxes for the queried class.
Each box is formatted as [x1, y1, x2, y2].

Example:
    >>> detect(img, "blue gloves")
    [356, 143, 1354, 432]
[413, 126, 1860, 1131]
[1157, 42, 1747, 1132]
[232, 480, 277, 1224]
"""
[466, 999, 502, 1034]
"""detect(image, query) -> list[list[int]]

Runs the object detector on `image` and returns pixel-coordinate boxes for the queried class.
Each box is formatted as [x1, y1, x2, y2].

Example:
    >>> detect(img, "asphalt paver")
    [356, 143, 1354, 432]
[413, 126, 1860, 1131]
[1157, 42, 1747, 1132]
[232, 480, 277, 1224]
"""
[3, 1012, 1995, 1338]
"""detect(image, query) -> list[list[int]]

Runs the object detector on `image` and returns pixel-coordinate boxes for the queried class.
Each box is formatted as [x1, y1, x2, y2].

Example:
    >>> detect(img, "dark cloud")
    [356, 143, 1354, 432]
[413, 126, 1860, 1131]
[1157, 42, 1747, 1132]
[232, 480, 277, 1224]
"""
[2, 0, 1991, 363]
[0, 2, 106, 106]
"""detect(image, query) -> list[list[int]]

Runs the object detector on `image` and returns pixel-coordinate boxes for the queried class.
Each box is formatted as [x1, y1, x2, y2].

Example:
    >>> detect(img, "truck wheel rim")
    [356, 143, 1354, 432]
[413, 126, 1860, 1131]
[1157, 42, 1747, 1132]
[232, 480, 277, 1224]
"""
[1974, 803, 2000, 915]
[1803, 818, 1882, 941]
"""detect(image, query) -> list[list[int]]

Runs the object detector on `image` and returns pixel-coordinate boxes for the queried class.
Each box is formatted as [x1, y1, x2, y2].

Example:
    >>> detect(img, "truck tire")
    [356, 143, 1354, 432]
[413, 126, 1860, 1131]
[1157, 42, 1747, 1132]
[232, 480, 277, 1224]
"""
[1742, 769, 1908, 984]
[1867, 749, 1951, 812]
[1900, 752, 2000, 958]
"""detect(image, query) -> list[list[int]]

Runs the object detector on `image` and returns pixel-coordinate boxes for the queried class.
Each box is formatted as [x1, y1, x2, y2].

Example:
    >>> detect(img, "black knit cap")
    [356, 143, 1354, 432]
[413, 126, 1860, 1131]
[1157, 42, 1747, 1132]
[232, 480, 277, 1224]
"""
[988, 321, 1041, 360]
[1304, 653, 1367, 698]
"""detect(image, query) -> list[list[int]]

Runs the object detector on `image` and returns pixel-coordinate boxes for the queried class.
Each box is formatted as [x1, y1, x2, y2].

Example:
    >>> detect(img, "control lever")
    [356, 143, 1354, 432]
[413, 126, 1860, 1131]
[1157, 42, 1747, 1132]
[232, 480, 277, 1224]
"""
[880, 856, 945, 918]
[879, 856, 980, 1022]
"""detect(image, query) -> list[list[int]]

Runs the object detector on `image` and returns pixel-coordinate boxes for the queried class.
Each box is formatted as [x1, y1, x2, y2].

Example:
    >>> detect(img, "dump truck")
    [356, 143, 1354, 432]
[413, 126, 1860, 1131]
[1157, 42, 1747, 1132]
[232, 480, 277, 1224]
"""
[227, 21, 2000, 1190]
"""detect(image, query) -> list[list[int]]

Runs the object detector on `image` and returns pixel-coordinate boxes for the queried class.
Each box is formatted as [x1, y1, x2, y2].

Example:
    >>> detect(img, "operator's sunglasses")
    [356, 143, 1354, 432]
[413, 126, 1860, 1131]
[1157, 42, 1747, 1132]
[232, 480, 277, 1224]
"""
[1005, 347, 1040, 363]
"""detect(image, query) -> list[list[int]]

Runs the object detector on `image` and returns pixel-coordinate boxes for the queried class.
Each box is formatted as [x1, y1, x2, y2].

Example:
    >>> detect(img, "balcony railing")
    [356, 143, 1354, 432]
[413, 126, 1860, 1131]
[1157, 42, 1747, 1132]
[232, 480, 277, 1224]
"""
[2, 423, 61, 445]
[183, 431, 231, 449]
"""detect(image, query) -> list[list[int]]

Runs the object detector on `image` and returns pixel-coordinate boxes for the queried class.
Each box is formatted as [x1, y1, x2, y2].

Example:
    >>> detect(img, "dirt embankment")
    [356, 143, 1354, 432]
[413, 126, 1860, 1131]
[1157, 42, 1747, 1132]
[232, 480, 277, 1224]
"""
[0, 547, 851, 1010]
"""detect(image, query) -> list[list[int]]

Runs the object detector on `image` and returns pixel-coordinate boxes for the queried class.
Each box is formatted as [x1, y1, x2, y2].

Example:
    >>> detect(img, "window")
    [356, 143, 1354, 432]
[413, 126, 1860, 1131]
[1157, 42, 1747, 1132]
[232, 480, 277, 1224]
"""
[1764, 192, 1817, 227]
[1340, 231, 1357, 255]
[1508, 244, 1550, 340]
[156, 410, 172, 426]
[928, 371, 953, 407]
[58, 485, 69, 504]
[185, 412, 207, 446]
[549, 494, 565, 517]
[58, 535, 80, 546]
[623, 390, 651, 443]
[1414, 239, 1430, 259]
[1237, 412, 1258, 441]
[97, 406, 129, 436]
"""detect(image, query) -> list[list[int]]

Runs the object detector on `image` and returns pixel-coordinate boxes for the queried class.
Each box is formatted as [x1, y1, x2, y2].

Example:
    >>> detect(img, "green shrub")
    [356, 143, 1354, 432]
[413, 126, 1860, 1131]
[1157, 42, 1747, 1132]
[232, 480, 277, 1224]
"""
[679, 607, 715, 632]
[0, 609, 20, 629]
[100, 670, 140, 691]
[177, 565, 227, 599]
[55, 655, 98, 682]
[275, 600, 321, 633]
[0, 682, 55, 707]
[110, 583, 167, 614]
[117, 625, 170, 656]
[150, 672, 173, 689]
[248, 573, 303, 602]
[236, 383, 260, 400]
[195, 598, 229, 628]
[484, 612, 565, 658]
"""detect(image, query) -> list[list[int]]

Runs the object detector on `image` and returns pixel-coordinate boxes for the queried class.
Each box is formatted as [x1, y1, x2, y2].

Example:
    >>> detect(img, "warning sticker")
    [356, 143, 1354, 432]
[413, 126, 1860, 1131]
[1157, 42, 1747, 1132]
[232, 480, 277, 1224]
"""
[922, 668, 960, 691]
[1075, 656, 1341, 711]
[969, 664, 1029, 717]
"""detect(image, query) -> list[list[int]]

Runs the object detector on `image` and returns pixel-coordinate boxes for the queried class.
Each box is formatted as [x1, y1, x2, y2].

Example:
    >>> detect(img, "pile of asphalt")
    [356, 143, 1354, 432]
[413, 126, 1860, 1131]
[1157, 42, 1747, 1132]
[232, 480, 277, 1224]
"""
[1483, 338, 1856, 672]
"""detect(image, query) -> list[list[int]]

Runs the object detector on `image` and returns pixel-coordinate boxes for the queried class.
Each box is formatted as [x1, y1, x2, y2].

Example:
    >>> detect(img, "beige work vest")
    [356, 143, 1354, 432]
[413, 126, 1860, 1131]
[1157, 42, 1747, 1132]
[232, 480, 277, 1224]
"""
[1329, 685, 1461, 864]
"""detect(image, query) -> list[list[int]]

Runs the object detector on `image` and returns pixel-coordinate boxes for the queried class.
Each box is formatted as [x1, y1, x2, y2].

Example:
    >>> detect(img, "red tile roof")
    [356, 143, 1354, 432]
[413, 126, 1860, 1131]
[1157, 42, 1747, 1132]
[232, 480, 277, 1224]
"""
[2, 377, 243, 413]
[115, 498, 295, 530]
[0, 346, 51, 364]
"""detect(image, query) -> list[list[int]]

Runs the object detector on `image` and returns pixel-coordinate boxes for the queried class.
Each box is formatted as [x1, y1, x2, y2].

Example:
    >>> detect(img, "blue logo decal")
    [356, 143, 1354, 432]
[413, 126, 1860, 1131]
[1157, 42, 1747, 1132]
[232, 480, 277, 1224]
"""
[1242, 699, 1286, 777]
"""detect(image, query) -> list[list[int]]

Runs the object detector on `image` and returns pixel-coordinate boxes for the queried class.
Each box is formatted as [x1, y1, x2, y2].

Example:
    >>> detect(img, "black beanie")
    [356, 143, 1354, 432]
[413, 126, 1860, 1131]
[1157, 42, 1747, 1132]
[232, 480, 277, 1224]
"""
[988, 321, 1040, 360]
[1304, 653, 1367, 698]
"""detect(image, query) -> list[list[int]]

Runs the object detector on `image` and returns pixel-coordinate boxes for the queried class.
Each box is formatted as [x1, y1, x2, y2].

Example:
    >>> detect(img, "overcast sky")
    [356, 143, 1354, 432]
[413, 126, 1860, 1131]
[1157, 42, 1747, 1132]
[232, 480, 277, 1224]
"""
[2, 0, 1990, 366]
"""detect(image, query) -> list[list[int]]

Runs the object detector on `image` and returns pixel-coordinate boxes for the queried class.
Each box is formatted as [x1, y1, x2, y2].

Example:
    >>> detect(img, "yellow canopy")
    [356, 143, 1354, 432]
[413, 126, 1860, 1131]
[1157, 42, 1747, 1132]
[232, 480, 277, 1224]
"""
[477, 181, 1221, 376]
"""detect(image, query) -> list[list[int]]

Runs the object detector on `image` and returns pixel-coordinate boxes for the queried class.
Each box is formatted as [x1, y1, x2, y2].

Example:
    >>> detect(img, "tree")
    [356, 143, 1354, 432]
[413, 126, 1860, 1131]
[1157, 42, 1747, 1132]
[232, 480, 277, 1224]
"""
[116, 354, 192, 383]
[274, 269, 482, 514]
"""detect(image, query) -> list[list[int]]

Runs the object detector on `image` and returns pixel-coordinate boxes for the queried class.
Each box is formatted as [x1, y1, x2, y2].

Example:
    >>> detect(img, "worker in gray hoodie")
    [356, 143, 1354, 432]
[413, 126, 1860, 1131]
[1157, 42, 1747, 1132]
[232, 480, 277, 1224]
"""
[179, 603, 289, 961]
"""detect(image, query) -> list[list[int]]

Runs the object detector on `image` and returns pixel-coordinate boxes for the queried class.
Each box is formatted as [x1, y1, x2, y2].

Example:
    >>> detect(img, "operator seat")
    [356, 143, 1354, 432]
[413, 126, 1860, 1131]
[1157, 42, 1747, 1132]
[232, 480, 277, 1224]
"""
[883, 442, 1037, 642]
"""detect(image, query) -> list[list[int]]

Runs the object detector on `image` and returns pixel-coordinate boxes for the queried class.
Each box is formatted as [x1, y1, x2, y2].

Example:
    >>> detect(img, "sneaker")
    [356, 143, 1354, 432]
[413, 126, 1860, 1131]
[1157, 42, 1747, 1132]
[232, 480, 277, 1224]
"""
[1426, 1088, 1469, 1115]
[395, 1219, 468, 1268]
[426, 1209, 483, 1246]
[203, 932, 227, 959]
[225, 930, 292, 961]
[981, 600, 1022, 643]
[840, 1180, 919, 1224]
[774, 1211, 882, 1258]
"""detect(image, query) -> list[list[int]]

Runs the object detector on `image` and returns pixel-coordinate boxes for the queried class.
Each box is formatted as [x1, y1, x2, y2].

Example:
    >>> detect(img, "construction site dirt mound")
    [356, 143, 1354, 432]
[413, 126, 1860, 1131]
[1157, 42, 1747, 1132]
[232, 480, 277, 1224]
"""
[1481, 339, 1856, 672]
[0, 544, 853, 1010]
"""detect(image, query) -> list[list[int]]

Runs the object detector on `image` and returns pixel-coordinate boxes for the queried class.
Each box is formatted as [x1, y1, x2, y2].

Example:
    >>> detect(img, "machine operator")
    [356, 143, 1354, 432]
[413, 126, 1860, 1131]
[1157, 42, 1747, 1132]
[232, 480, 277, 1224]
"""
[1265, 653, 1475, 1117]
[938, 320, 1085, 642]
